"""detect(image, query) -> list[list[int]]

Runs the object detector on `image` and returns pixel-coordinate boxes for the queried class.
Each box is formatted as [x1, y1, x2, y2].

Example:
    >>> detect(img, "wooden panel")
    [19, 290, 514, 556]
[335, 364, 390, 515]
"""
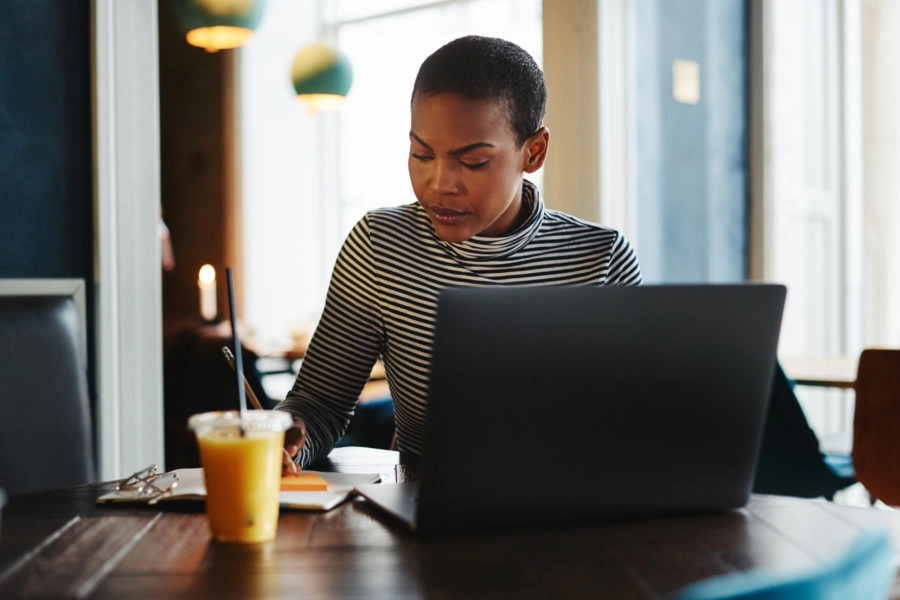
[0, 515, 158, 599]
[5, 451, 900, 600]
[114, 513, 211, 572]
[0, 515, 78, 575]
[157, 1, 231, 324]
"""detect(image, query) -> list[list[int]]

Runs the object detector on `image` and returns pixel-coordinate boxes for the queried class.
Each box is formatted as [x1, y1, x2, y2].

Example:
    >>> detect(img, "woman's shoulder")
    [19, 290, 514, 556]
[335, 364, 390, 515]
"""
[541, 207, 623, 240]
[365, 203, 421, 221]
[361, 203, 430, 238]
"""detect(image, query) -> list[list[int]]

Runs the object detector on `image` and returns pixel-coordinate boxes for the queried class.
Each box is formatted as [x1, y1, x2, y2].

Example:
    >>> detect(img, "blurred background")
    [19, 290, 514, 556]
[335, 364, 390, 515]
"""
[1, 0, 897, 479]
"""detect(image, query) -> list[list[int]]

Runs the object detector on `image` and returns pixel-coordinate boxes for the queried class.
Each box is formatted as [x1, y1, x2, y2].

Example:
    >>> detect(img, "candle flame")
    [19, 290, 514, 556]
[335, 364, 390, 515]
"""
[199, 264, 216, 285]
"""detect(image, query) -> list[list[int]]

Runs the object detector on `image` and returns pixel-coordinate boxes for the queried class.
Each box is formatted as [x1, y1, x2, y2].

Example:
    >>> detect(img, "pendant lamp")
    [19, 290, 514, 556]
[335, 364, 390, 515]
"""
[171, 0, 266, 52]
[291, 43, 353, 112]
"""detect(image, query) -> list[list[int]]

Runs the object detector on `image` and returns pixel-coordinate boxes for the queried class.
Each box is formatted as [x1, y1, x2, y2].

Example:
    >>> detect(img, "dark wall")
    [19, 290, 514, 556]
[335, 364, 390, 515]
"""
[0, 2, 95, 397]
[635, 0, 748, 283]
[0, 1, 93, 278]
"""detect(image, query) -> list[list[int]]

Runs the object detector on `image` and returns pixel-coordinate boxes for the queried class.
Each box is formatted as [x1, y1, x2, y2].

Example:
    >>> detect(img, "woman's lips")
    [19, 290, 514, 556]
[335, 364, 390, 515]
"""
[428, 206, 467, 226]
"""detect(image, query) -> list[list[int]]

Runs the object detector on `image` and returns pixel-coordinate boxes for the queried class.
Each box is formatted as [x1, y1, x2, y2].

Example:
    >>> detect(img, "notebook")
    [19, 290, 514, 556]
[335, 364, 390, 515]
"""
[355, 284, 787, 534]
[97, 467, 380, 511]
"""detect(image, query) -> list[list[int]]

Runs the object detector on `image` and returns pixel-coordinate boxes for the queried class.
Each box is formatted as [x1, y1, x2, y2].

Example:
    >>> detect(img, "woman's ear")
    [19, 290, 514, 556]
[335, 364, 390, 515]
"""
[523, 126, 550, 173]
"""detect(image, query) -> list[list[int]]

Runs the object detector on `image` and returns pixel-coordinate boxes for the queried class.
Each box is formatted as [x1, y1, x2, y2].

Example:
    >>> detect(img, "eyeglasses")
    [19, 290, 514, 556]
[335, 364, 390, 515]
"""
[116, 464, 179, 504]
[116, 464, 160, 491]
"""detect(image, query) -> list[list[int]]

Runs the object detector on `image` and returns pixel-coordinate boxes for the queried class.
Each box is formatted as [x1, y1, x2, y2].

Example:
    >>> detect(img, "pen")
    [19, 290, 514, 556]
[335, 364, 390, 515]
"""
[220, 345, 265, 411]
[222, 345, 302, 475]
[222, 344, 301, 475]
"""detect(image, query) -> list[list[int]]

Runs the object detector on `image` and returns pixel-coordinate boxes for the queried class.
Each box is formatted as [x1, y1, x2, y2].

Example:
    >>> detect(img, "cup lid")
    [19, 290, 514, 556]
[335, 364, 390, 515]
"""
[188, 410, 292, 434]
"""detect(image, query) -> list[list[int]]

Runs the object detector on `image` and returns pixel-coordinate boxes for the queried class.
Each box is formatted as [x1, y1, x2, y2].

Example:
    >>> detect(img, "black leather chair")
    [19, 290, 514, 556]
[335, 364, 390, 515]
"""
[0, 286, 96, 496]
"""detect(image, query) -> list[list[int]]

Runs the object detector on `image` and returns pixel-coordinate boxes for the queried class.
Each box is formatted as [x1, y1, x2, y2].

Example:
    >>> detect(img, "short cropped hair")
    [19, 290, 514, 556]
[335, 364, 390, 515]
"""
[411, 35, 546, 147]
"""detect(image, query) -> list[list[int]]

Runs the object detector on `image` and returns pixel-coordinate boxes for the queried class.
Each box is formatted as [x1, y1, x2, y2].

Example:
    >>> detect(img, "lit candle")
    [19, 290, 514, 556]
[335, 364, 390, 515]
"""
[198, 264, 217, 321]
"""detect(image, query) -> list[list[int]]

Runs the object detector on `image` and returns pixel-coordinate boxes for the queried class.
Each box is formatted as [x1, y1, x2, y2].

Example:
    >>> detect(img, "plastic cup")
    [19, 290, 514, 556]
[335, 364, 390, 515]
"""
[188, 410, 292, 543]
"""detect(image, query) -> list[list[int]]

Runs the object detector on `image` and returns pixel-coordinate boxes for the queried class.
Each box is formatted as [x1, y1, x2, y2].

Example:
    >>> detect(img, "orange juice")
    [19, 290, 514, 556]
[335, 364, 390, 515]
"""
[189, 410, 292, 543]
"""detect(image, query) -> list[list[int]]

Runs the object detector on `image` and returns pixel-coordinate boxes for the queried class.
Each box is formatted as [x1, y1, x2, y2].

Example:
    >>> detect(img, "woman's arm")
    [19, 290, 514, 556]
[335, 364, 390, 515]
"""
[275, 217, 386, 467]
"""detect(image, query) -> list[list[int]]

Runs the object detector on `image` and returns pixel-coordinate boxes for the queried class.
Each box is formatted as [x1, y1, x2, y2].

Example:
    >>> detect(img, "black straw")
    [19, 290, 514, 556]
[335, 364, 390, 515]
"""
[226, 268, 248, 417]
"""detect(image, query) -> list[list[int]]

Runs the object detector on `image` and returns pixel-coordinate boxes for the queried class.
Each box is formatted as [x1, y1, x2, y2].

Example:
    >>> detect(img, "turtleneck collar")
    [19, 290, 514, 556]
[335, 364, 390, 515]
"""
[429, 180, 544, 262]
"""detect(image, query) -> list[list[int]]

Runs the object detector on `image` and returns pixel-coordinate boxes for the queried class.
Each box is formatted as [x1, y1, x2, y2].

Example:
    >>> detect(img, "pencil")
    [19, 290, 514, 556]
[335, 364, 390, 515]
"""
[220, 345, 265, 411]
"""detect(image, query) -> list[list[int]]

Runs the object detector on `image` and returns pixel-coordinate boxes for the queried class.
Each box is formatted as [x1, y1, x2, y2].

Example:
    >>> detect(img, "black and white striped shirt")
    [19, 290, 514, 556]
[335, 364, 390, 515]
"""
[276, 181, 642, 466]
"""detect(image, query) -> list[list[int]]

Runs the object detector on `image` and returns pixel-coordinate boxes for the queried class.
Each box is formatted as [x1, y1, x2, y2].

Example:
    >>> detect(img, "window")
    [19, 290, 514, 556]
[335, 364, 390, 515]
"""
[329, 0, 543, 235]
[753, 0, 864, 453]
[237, 0, 541, 344]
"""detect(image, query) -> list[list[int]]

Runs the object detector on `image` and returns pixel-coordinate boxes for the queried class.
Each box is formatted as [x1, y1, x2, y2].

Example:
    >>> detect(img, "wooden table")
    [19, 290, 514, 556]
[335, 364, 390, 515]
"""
[3, 446, 900, 599]
[781, 355, 859, 389]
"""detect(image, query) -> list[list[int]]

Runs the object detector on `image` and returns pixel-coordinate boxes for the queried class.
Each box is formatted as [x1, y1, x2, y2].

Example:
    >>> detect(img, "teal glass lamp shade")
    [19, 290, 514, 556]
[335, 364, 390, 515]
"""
[171, 0, 266, 52]
[291, 44, 354, 112]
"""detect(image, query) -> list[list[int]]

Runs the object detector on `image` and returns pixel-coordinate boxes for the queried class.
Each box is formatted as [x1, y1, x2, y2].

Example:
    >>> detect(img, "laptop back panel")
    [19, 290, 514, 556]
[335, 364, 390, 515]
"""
[415, 284, 786, 534]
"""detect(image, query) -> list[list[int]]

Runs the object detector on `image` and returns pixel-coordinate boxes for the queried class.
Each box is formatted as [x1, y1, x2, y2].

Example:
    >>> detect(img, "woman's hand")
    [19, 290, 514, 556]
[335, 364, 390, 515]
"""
[282, 416, 307, 476]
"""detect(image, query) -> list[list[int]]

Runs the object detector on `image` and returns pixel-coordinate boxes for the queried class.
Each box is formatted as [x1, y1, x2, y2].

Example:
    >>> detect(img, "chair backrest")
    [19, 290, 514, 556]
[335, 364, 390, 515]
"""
[852, 348, 900, 505]
[0, 279, 96, 496]
[672, 528, 896, 600]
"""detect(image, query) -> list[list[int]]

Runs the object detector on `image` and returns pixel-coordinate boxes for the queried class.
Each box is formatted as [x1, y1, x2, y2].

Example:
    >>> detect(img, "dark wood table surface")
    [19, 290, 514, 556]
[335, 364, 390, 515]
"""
[2, 446, 900, 599]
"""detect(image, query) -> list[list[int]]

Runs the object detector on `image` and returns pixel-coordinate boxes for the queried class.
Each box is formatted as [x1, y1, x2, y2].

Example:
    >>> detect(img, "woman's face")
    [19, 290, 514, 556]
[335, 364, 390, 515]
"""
[408, 93, 547, 243]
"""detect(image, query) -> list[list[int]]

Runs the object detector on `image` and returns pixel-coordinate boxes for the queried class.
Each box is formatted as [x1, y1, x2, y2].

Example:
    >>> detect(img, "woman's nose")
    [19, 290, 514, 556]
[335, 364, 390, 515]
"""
[430, 160, 460, 194]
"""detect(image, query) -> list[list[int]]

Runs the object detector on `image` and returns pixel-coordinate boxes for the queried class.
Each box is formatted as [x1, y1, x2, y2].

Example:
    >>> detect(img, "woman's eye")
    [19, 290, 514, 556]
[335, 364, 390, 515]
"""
[411, 153, 432, 163]
[461, 161, 488, 171]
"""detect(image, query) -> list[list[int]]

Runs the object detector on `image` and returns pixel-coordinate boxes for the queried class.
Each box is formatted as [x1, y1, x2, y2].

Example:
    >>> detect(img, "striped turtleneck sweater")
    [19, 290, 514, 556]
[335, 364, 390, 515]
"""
[276, 180, 643, 466]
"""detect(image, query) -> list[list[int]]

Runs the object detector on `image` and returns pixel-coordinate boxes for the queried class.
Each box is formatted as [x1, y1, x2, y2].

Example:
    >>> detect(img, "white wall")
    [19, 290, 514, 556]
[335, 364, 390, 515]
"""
[237, 0, 330, 346]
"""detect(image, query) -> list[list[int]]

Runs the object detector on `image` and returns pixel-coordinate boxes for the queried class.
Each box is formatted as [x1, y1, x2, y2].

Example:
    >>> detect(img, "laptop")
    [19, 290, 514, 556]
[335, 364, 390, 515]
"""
[355, 284, 786, 534]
